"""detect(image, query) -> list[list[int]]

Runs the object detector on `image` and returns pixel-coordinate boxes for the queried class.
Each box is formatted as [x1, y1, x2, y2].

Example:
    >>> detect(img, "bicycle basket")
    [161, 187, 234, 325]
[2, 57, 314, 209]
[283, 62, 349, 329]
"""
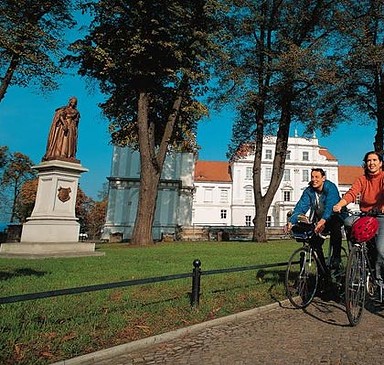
[351, 216, 379, 243]
[291, 222, 314, 241]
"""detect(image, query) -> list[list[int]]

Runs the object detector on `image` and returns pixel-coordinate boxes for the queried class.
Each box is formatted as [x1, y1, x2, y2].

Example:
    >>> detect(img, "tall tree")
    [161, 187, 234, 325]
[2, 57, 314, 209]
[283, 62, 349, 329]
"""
[66, 0, 217, 245]
[1, 152, 36, 222]
[0, 146, 8, 168]
[84, 199, 107, 240]
[337, 0, 384, 152]
[0, 0, 76, 102]
[211, 0, 348, 241]
[75, 186, 92, 233]
[14, 178, 38, 222]
[0, 146, 10, 221]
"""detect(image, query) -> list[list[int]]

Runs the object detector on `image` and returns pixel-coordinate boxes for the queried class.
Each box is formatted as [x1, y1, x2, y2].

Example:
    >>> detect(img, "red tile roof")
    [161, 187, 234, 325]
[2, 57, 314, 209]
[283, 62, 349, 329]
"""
[194, 161, 232, 182]
[194, 160, 362, 186]
[338, 165, 363, 185]
[319, 147, 337, 161]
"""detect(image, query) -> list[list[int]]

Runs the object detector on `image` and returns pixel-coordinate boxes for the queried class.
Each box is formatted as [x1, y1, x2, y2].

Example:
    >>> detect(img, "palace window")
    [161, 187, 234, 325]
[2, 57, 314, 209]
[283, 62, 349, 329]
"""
[283, 169, 291, 181]
[286, 150, 291, 160]
[265, 149, 272, 159]
[204, 188, 213, 202]
[220, 189, 229, 203]
[245, 166, 253, 180]
[265, 167, 272, 180]
[245, 187, 253, 203]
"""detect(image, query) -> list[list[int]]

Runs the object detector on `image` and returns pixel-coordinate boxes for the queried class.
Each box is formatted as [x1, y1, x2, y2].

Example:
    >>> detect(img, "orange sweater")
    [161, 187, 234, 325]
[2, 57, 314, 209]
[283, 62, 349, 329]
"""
[343, 171, 384, 212]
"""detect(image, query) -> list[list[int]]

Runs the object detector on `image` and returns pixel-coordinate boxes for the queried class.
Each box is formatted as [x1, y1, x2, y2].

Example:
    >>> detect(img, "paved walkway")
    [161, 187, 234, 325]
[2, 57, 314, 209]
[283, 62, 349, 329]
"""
[52, 299, 384, 365]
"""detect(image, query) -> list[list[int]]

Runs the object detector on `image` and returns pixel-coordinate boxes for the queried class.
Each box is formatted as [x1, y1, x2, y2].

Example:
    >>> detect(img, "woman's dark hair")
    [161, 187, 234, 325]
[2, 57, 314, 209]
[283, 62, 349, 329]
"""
[363, 151, 383, 175]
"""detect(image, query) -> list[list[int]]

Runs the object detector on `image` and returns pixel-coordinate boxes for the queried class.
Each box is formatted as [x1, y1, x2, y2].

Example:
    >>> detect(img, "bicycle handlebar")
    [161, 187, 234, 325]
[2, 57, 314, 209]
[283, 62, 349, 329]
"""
[289, 222, 330, 241]
[346, 209, 384, 217]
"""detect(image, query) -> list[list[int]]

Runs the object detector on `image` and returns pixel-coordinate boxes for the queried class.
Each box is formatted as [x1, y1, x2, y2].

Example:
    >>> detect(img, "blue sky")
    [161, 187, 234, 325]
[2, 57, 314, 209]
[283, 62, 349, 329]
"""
[0, 74, 375, 199]
[1, 11, 376, 200]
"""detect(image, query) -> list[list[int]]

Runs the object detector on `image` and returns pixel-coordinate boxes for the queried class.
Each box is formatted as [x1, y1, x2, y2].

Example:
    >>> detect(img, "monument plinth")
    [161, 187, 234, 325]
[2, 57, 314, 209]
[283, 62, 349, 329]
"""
[21, 159, 88, 242]
[0, 160, 101, 258]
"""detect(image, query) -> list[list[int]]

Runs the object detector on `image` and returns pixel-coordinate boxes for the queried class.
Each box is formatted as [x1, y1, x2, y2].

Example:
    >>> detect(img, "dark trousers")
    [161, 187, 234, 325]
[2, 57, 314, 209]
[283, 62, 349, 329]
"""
[325, 214, 343, 260]
[310, 214, 343, 275]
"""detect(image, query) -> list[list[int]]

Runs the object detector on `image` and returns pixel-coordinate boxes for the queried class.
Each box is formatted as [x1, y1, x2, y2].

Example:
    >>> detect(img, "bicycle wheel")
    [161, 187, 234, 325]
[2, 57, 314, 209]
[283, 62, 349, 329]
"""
[285, 246, 318, 308]
[332, 246, 348, 297]
[345, 245, 366, 326]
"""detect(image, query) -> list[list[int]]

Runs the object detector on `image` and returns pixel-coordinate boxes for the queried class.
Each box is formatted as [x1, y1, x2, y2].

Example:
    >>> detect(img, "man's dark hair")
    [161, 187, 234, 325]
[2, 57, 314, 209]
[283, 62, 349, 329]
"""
[311, 168, 326, 177]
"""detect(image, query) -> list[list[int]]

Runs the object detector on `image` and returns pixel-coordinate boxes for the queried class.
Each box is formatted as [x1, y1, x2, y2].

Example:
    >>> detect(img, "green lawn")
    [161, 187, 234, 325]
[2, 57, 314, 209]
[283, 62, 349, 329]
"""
[0, 240, 301, 364]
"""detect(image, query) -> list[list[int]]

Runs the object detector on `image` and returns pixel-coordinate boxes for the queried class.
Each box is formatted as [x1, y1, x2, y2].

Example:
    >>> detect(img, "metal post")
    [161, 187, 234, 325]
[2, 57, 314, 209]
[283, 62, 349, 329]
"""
[191, 259, 201, 307]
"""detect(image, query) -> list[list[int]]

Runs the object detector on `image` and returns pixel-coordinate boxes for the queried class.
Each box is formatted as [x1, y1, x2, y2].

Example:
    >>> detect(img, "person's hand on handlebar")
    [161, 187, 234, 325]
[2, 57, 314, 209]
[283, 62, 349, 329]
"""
[333, 203, 342, 213]
[314, 218, 326, 234]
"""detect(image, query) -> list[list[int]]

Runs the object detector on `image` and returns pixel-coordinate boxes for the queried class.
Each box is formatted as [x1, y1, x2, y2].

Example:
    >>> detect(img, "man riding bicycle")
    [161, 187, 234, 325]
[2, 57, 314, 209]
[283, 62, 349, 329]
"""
[286, 168, 346, 291]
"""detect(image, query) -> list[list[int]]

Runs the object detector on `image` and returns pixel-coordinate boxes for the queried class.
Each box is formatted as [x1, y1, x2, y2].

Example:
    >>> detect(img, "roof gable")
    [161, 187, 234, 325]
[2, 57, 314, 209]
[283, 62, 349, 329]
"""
[194, 161, 232, 182]
[319, 147, 337, 161]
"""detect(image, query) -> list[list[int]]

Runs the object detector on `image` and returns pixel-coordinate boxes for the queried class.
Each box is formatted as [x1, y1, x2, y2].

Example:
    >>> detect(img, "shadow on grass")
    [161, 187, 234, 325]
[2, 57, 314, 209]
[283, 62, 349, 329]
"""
[0, 268, 47, 281]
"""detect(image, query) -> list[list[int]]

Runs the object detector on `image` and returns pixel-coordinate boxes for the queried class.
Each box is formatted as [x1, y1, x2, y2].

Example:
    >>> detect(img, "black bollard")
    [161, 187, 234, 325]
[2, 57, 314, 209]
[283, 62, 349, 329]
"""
[191, 259, 201, 307]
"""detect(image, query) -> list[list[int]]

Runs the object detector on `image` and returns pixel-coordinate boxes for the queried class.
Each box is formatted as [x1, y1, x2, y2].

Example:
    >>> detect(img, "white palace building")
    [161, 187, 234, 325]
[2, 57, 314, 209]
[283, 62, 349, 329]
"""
[192, 135, 362, 230]
[102, 134, 362, 241]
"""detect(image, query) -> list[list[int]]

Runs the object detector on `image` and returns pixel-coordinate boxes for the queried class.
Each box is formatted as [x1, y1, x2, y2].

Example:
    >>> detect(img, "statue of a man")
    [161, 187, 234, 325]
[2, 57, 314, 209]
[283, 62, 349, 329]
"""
[43, 97, 80, 162]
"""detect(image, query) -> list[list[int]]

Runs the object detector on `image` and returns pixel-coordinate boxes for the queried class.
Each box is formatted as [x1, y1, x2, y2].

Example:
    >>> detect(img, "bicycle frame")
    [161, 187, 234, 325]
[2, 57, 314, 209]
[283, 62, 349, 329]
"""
[345, 212, 384, 302]
[285, 227, 346, 309]
[344, 211, 384, 326]
[360, 241, 384, 302]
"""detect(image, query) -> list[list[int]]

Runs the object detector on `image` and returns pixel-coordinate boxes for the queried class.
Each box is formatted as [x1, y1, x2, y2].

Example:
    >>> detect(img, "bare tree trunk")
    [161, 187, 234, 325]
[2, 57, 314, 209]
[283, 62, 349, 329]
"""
[252, 116, 267, 242]
[252, 90, 292, 242]
[0, 55, 19, 103]
[10, 179, 19, 223]
[374, 80, 384, 152]
[131, 168, 160, 245]
[131, 92, 159, 245]
[131, 88, 184, 245]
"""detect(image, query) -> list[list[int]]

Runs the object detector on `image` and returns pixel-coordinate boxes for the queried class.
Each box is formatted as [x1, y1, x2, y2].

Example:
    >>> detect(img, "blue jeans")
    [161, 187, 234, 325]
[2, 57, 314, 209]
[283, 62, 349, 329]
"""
[375, 216, 384, 282]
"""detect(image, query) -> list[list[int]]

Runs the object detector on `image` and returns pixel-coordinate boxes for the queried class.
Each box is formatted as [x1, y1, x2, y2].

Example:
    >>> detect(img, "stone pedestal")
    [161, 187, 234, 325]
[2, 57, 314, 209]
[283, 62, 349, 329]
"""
[0, 160, 103, 258]
[21, 160, 88, 242]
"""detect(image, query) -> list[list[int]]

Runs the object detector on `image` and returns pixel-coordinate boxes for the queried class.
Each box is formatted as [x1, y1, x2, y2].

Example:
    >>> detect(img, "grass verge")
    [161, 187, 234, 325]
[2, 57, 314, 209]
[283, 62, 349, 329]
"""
[0, 240, 300, 364]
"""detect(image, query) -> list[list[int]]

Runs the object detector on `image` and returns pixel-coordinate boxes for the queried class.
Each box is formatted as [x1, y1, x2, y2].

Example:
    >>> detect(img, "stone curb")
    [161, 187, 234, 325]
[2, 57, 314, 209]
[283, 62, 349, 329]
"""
[51, 300, 286, 365]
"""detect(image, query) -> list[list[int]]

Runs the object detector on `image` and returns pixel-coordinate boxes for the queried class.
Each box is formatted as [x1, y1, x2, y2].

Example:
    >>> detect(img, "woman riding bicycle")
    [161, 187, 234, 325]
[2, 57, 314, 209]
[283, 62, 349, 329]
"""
[333, 150, 384, 284]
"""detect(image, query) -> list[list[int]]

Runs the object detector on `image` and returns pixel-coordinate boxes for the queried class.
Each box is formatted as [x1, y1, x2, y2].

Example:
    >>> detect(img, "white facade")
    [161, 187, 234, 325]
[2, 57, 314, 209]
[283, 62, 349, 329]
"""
[193, 181, 232, 226]
[192, 135, 354, 228]
[104, 136, 360, 241]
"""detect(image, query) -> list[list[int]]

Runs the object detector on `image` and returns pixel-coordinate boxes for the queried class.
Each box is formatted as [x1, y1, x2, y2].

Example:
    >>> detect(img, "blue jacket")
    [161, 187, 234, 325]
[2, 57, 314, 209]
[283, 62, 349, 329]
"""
[289, 180, 344, 224]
